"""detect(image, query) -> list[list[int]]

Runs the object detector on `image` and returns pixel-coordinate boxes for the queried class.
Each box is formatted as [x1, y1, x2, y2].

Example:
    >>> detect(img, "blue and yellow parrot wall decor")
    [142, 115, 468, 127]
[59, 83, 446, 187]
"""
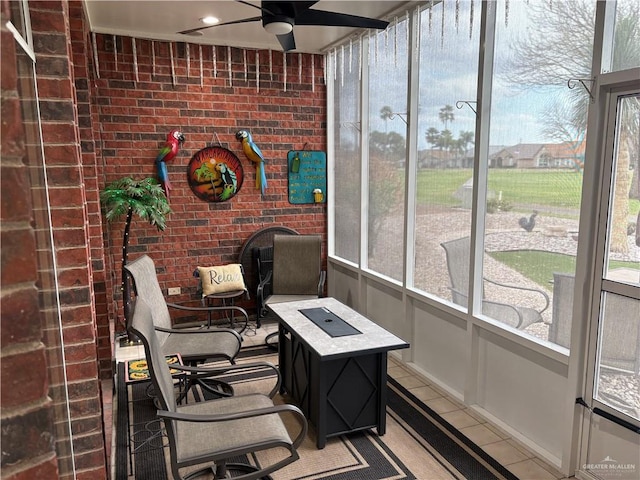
[236, 129, 267, 197]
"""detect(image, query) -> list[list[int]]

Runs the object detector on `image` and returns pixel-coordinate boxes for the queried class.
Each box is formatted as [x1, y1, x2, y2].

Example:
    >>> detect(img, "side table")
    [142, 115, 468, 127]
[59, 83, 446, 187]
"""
[123, 354, 185, 473]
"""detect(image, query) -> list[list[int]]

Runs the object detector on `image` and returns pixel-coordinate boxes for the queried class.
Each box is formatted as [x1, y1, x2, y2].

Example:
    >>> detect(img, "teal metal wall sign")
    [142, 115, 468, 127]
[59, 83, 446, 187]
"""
[287, 150, 327, 204]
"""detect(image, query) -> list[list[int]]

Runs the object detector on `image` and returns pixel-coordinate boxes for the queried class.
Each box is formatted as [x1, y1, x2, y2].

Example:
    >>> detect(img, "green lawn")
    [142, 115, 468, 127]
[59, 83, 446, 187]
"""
[416, 168, 640, 215]
[488, 250, 639, 288]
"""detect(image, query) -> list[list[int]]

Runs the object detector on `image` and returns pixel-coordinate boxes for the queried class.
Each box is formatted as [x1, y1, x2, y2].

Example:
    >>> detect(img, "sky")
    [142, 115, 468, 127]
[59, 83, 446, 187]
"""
[337, 0, 590, 150]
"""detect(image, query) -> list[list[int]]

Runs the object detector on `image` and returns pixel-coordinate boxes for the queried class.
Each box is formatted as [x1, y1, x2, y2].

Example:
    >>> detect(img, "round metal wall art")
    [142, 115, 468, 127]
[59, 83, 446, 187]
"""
[187, 146, 244, 202]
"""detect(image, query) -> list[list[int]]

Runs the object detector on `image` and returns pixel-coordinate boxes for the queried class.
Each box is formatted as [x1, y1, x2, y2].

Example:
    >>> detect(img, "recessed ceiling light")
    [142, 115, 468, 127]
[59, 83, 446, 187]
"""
[200, 16, 219, 25]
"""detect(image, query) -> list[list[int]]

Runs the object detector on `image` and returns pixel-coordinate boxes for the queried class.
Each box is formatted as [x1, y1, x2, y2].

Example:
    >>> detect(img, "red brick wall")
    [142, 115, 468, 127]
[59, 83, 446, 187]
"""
[67, 0, 112, 383]
[29, 1, 107, 478]
[89, 34, 327, 331]
[1, 2, 62, 478]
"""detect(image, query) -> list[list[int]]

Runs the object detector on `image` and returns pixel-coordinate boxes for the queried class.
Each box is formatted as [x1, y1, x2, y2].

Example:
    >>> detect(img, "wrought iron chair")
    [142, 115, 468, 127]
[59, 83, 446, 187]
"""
[129, 297, 308, 480]
[125, 255, 245, 398]
[441, 237, 549, 330]
[193, 264, 250, 334]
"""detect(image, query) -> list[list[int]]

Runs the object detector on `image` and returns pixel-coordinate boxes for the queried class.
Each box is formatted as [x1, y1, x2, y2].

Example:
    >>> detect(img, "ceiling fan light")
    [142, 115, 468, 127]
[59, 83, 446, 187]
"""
[264, 21, 293, 35]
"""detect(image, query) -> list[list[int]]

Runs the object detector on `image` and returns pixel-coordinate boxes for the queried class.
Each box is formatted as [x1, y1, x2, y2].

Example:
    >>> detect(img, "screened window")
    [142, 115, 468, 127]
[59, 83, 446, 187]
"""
[333, 42, 362, 264]
[413, 0, 480, 301]
[480, 0, 595, 340]
[328, 0, 638, 351]
[366, 18, 409, 281]
[606, 0, 640, 73]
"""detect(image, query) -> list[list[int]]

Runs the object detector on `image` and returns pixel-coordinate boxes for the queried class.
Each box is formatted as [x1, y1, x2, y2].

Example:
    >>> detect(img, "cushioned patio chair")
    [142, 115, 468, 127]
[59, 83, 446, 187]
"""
[125, 255, 246, 397]
[441, 237, 549, 330]
[129, 297, 308, 480]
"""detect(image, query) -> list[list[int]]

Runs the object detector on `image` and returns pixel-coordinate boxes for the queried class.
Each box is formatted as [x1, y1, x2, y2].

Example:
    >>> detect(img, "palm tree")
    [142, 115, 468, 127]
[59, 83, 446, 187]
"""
[438, 105, 455, 130]
[380, 105, 394, 133]
[100, 177, 171, 335]
[425, 127, 441, 149]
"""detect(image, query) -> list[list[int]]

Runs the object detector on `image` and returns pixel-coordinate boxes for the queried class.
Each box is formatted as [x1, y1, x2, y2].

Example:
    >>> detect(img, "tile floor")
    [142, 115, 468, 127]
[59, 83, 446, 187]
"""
[103, 318, 572, 480]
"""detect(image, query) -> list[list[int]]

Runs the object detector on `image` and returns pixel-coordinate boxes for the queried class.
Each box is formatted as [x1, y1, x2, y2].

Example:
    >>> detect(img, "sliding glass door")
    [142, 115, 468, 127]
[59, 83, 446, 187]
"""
[580, 85, 639, 479]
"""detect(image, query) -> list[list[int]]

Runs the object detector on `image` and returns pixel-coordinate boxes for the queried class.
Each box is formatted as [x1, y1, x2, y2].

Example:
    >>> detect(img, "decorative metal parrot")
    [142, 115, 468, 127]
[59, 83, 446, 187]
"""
[236, 130, 267, 197]
[155, 129, 185, 200]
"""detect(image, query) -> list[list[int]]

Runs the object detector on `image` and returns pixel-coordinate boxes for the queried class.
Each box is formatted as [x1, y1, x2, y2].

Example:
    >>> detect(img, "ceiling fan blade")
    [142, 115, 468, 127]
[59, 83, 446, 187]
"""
[295, 9, 389, 30]
[276, 31, 296, 52]
[287, 1, 319, 14]
[238, 0, 276, 16]
[178, 16, 262, 35]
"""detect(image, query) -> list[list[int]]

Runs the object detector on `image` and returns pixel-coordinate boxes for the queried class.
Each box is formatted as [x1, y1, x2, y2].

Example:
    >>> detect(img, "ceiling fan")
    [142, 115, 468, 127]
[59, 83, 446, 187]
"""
[178, 1, 390, 52]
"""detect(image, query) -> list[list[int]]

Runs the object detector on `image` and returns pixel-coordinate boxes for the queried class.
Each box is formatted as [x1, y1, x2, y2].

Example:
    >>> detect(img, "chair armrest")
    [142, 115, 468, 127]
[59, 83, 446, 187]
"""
[158, 402, 308, 449]
[481, 299, 525, 329]
[447, 287, 526, 329]
[154, 325, 243, 345]
[166, 303, 249, 332]
[167, 303, 249, 316]
[318, 270, 327, 297]
[256, 270, 273, 297]
[170, 361, 281, 398]
[483, 277, 550, 314]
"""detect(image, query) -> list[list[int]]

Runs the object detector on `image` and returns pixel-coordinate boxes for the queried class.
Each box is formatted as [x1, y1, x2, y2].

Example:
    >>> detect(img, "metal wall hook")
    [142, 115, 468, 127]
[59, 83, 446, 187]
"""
[567, 78, 595, 101]
[456, 101, 477, 115]
[389, 113, 408, 125]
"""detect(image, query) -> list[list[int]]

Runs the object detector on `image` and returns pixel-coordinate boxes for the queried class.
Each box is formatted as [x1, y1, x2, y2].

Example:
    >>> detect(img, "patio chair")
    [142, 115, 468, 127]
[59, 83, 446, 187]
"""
[551, 272, 640, 375]
[129, 297, 308, 480]
[260, 234, 326, 307]
[237, 225, 298, 326]
[441, 237, 549, 330]
[125, 255, 245, 397]
[258, 234, 326, 347]
[193, 263, 249, 333]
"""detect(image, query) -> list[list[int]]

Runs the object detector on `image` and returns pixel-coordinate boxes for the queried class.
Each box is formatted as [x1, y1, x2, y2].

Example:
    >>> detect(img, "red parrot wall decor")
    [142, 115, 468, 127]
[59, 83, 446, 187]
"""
[155, 129, 185, 200]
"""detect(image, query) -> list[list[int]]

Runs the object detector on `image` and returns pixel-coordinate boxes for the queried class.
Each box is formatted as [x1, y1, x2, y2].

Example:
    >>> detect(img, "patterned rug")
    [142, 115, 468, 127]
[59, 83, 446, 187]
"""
[114, 346, 519, 480]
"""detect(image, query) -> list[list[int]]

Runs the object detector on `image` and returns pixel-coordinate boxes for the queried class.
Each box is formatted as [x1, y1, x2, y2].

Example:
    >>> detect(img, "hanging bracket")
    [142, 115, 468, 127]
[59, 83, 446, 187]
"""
[389, 113, 408, 125]
[456, 101, 477, 115]
[567, 78, 595, 102]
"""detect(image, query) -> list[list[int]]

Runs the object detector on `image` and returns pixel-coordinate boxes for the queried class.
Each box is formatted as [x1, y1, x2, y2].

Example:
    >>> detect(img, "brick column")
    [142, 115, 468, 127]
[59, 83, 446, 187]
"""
[1, 2, 60, 478]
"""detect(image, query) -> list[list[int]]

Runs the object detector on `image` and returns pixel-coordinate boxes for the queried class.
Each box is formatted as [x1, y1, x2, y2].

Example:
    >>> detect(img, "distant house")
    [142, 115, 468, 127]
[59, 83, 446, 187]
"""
[418, 141, 586, 170]
[417, 149, 452, 168]
[489, 141, 585, 169]
[489, 144, 546, 168]
[543, 140, 586, 170]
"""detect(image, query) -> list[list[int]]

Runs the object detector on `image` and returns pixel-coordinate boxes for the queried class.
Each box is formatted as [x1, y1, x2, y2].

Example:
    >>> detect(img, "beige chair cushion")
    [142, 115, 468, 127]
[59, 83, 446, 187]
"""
[198, 264, 246, 297]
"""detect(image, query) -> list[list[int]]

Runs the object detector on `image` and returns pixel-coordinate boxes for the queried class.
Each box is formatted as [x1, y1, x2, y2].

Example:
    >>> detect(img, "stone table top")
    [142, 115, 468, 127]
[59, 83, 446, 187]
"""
[268, 297, 409, 359]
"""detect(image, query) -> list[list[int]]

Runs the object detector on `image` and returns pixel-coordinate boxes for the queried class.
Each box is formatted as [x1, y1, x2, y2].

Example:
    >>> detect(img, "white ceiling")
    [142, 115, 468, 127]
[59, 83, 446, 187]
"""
[83, 1, 411, 53]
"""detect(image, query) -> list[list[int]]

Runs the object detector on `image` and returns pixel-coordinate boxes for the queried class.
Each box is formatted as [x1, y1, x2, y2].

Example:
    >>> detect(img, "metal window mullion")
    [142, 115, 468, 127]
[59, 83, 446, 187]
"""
[326, 52, 336, 258]
[469, 0, 496, 319]
[360, 37, 371, 271]
[404, 10, 421, 291]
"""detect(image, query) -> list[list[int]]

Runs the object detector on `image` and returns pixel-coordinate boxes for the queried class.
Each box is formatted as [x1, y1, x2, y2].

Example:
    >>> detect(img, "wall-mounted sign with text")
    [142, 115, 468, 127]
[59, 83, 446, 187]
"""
[287, 150, 327, 205]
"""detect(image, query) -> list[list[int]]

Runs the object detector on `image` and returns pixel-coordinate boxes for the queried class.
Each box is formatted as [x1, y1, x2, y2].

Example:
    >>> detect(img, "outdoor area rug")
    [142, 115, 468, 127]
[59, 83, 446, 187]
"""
[114, 345, 519, 480]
